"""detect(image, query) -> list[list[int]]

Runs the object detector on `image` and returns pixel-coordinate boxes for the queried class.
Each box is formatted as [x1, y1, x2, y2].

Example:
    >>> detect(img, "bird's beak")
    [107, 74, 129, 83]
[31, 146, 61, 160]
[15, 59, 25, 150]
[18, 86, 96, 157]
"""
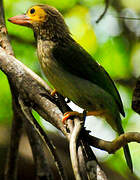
[8, 14, 31, 26]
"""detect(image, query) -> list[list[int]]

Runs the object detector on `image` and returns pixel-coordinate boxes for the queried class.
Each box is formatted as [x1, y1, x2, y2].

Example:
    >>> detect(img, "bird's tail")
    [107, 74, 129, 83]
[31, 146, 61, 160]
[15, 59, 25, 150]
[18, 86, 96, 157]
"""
[116, 115, 133, 172]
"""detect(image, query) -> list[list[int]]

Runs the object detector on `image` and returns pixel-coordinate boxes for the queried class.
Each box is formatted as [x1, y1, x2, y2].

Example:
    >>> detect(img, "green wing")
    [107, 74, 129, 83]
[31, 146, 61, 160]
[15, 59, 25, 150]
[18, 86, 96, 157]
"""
[52, 40, 125, 117]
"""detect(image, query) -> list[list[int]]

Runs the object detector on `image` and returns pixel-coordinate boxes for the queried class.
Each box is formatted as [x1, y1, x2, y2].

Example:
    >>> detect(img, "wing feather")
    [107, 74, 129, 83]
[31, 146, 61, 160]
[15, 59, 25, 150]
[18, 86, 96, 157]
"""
[52, 40, 125, 116]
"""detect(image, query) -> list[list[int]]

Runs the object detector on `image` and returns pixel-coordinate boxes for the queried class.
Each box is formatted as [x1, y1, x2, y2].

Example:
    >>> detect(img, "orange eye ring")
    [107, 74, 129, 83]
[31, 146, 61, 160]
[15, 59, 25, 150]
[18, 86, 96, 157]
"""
[27, 6, 47, 22]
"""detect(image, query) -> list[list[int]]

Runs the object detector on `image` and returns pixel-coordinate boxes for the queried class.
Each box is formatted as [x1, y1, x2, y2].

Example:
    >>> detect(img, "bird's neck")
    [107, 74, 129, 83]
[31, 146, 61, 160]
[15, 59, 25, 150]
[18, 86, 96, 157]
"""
[33, 20, 72, 43]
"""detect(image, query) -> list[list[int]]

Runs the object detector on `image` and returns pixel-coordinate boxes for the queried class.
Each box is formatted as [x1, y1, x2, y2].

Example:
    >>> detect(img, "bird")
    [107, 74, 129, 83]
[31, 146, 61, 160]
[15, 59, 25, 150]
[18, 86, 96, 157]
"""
[8, 4, 133, 171]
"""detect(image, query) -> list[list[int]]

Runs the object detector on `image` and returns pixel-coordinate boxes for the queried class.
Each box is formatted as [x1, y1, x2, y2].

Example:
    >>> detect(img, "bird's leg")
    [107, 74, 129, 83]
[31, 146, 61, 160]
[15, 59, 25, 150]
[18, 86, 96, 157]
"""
[62, 110, 104, 124]
[51, 89, 57, 96]
[86, 110, 104, 116]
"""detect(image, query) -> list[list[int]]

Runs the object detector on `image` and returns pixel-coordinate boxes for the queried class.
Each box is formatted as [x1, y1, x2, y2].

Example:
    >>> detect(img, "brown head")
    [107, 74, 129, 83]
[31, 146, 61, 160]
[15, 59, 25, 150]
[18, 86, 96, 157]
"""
[8, 5, 70, 41]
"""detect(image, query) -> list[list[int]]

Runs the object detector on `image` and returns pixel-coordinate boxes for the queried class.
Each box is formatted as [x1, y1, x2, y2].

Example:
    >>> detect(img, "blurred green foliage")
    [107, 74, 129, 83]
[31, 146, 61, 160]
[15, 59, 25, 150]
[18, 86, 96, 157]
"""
[1, 0, 140, 178]
[94, 37, 130, 78]
[0, 71, 12, 124]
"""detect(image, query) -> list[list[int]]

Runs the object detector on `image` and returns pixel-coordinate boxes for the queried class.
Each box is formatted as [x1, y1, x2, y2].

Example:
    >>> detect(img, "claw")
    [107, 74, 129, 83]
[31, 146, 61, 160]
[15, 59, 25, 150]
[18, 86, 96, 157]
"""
[62, 111, 82, 124]
[62, 113, 71, 124]
[62, 110, 105, 124]
[51, 89, 57, 96]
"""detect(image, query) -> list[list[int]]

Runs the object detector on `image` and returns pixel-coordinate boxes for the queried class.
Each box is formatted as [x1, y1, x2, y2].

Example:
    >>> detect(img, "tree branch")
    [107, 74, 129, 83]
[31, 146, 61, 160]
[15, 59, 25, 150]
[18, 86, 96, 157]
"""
[85, 132, 140, 153]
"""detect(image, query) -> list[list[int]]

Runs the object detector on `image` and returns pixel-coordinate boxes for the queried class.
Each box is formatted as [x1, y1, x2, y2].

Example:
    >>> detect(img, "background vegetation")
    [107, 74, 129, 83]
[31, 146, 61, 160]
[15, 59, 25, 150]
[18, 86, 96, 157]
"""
[1, 0, 140, 179]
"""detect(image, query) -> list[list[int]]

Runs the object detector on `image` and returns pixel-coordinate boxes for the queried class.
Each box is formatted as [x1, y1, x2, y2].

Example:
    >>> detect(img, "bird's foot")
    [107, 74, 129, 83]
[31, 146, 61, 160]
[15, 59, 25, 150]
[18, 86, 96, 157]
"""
[62, 111, 83, 124]
[51, 89, 57, 96]
[62, 110, 104, 124]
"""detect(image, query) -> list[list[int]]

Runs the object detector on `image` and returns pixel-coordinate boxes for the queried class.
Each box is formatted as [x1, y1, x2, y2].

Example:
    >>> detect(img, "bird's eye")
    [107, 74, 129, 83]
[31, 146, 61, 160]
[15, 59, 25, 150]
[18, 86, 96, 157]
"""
[30, 8, 35, 14]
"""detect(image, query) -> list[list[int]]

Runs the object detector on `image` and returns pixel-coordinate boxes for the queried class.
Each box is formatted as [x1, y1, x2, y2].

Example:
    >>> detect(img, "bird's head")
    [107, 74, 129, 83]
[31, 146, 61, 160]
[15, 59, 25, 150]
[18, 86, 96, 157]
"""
[8, 5, 70, 41]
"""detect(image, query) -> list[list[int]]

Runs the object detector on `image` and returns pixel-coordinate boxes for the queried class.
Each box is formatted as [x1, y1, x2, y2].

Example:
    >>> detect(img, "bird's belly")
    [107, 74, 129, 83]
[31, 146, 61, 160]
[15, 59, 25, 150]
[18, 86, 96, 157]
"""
[40, 58, 117, 114]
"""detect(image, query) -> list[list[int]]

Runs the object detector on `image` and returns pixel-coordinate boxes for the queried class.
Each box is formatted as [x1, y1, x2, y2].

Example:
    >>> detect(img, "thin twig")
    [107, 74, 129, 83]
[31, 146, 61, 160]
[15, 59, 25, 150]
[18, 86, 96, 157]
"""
[69, 118, 83, 180]
[117, 16, 140, 21]
[96, 0, 109, 23]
